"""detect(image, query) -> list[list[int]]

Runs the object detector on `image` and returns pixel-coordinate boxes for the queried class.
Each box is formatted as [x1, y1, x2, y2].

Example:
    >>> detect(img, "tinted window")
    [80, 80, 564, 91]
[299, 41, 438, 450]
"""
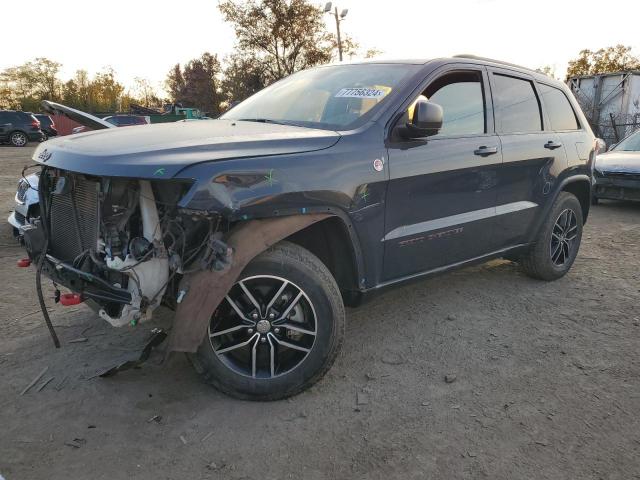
[0, 111, 9, 122]
[36, 115, 52, 126]
[493, 74, 542, 133]
[425, 71, 485, 136]
[538, 84, 579, 131]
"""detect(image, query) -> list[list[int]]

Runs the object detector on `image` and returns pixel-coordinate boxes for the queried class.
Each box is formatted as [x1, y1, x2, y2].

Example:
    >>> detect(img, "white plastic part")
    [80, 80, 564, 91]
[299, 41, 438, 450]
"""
[99, 180, 170, 327]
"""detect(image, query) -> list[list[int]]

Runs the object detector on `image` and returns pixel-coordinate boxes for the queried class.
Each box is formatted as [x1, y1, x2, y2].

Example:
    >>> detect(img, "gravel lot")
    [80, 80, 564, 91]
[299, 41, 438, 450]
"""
[0, 145, 639, 480]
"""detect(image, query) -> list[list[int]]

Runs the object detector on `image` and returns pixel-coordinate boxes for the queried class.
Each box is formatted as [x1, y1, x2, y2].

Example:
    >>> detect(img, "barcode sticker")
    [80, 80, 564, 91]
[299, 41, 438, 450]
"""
[335, 88, 388, 99]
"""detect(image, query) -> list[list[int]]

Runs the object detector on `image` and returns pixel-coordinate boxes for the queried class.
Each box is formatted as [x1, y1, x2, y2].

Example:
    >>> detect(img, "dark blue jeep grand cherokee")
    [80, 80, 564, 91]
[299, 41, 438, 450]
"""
[16, 56, 596, 400]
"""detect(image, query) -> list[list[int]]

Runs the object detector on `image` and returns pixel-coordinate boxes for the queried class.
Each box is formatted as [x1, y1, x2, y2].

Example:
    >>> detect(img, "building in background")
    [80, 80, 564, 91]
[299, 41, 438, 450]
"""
[569, 71, 640, 147]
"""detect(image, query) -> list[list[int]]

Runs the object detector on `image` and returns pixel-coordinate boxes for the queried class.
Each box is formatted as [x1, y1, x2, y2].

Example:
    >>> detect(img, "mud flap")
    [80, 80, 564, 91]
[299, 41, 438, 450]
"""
[166, 213, 331, 353]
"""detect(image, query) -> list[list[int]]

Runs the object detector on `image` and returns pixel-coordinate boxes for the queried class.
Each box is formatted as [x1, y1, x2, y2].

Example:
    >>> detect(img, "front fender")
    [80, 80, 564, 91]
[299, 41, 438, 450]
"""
[167, 213, 331, 353]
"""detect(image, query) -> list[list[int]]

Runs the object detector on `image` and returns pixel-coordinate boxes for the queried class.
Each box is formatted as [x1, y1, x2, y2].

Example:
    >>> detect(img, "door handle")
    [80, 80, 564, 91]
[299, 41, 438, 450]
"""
[544, 141, 562, 150]
[473, 146, 498, 156]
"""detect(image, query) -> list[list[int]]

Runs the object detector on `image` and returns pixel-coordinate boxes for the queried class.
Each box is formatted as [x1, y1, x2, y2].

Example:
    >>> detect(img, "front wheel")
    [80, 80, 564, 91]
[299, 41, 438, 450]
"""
[189, 241, 345, 401]
[520, 192, 583, 281]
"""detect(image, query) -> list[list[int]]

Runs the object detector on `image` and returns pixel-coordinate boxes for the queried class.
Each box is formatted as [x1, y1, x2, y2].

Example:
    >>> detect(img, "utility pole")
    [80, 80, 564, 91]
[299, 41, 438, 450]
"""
[324, 2, 349, 62]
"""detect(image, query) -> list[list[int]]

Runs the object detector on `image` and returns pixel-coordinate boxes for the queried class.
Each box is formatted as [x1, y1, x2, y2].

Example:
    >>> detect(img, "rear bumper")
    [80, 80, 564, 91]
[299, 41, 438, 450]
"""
[594, 174, 640, 201]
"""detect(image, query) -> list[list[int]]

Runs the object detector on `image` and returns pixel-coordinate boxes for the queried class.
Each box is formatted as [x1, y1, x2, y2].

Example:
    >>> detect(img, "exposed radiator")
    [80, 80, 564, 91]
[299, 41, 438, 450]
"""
[49, 175, 100, 262]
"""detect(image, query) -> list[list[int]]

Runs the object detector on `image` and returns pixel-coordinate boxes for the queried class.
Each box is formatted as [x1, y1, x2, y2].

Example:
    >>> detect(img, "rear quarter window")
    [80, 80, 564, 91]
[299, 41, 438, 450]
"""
[538, 84, 580, 131]
[492, 74, 542, 134]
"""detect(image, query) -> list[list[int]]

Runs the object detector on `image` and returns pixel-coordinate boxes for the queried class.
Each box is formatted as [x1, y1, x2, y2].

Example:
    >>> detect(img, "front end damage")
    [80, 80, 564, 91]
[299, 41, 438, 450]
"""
[20, 166, 330, 354]
[22, 167, 229, 331]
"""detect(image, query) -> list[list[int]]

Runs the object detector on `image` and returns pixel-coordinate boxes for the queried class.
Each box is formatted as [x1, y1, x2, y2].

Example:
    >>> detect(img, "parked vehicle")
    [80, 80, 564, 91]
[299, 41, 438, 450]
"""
[593, 129, 640, 203]
[13, 56, 595, 401]
[72, 114, 148, 134]
[0, 110, 44, 146]
[34, 114, 58, 140]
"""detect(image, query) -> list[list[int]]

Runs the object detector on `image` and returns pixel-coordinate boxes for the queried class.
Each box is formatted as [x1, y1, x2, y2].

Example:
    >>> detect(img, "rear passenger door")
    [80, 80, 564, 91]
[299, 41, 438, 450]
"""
[537, 82, 591, 170]
[488, 69, 567, 248]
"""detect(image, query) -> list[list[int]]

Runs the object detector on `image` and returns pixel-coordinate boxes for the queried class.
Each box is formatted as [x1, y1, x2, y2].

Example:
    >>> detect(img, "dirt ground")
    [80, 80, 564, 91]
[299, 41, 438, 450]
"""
[0, 144, 638, 480]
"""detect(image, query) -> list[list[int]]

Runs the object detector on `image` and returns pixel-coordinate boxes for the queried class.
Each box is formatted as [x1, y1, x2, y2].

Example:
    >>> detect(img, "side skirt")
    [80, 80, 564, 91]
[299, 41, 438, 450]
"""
[344, 243, 531, 307]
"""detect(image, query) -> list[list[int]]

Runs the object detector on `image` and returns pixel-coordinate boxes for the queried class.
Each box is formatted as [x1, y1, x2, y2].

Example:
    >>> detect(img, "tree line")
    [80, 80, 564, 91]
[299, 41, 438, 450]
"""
[1, 0, 638, 115]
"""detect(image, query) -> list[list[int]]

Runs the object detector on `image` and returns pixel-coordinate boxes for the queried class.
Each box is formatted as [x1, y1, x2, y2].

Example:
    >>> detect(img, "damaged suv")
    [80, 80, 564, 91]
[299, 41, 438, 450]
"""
[15, 57, 596, 400]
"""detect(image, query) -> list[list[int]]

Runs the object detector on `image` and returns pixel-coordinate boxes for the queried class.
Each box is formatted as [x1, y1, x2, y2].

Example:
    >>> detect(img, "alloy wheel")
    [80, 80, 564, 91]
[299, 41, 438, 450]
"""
[208, 275, 317, 379]
[11, 132, 27, 147]
[550, 208, 578, 266]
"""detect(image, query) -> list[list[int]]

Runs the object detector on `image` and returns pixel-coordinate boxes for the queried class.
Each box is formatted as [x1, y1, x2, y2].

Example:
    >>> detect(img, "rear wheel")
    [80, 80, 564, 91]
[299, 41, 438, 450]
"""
[520, 192, 583, 281]
[10, 131, 28, 147]
[190, 241, 345, 400]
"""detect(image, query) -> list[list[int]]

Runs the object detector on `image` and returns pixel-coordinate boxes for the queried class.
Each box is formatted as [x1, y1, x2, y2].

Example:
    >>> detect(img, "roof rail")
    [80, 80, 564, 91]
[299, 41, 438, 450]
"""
[453, 54, 535, 73]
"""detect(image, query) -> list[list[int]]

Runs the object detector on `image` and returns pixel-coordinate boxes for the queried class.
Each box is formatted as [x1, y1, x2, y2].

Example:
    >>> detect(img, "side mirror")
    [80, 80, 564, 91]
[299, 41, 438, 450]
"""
[400, 99, 443, 139]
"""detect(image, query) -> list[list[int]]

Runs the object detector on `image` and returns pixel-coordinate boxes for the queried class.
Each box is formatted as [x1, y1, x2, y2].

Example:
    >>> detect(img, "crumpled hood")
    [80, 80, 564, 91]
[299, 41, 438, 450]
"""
[595, 151, 640, 174]
[32, 119, 341, 179]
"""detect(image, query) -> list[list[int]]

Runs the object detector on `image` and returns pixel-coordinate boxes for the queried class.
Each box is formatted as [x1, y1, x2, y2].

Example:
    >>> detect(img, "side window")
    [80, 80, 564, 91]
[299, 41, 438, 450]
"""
[0, 112, 8, 123]
[492, 74, 542, 133]
[413, 71, 486, 136]
[538, 84, 580, 131]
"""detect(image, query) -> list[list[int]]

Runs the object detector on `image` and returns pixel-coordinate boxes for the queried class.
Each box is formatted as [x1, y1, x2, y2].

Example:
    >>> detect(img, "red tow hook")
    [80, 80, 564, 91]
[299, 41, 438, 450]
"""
[60, 293, 83, 306]
[17, 258, 31, 267]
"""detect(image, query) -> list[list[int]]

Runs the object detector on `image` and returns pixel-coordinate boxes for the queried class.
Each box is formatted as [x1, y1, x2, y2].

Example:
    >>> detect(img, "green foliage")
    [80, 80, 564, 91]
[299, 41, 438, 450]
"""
[165, 53, 224, 116]
[219, 0, 334, 80]
[566, 45, 640, 79]
[0, 57, 62, 110]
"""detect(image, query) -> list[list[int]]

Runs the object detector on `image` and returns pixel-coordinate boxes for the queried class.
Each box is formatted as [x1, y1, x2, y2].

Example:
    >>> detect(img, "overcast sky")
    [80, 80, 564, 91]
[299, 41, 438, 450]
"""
[3, 0, 639, 94]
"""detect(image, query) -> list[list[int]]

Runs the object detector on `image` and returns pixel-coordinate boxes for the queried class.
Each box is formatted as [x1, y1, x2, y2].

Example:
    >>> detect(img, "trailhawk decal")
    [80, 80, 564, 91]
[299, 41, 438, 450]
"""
[382, 201, 538, 242]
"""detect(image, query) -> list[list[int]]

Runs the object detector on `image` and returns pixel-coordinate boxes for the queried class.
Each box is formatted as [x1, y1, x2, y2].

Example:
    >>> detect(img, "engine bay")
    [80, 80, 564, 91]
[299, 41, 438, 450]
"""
[22, 167, 231, 328]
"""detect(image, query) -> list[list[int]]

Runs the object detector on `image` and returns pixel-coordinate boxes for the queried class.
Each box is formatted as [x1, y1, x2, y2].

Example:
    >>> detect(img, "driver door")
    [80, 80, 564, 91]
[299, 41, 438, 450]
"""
[382, 66, 502, 281]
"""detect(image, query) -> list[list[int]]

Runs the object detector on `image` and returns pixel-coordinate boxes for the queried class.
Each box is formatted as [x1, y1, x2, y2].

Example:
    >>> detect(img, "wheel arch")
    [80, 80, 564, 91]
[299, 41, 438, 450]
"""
[559, 175, 591, 223]
[284, 214, 364, 305]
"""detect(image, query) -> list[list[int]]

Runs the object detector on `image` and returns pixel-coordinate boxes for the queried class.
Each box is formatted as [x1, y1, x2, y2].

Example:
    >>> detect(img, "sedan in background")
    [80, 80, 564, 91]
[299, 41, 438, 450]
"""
[593, 129, 640, 203]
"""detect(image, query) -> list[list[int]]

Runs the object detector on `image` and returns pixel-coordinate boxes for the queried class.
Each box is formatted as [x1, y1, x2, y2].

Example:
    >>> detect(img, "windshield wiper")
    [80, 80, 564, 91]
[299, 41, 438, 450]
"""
[237, 118, 303, 127]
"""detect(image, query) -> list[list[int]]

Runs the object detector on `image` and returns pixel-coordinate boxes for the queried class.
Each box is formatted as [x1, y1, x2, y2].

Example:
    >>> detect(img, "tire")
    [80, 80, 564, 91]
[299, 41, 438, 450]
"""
[520, 192, 583, 281]
[42, 132, 48, 141]
[9, 131, 28, 147]
[189, 241, 345, 401]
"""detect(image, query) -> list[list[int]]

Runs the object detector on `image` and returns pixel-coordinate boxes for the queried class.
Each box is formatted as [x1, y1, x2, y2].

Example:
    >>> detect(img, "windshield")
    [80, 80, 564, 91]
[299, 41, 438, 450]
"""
[221, 63, 421, 130]
[614, 130, 640, 151]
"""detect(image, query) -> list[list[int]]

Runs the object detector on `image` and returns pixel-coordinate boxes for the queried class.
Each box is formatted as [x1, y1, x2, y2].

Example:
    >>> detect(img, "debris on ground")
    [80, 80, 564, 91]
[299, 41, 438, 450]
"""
[147, 415, 162, 423]
[64, 438, 86, 449]
[201, 432, 214, 443]
[96, 329, 167, 378]
[179, 435, 188, 445]
[20, 366, 49, 395]
[445, 374, 457, 383]
[54, 376, 68, 392]
[36, 376, 55, 392]
[68, 337, 88, 344]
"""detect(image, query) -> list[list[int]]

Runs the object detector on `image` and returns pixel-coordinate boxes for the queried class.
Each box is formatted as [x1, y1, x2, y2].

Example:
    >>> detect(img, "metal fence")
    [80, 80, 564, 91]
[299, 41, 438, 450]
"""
[597, 113, 640, 146]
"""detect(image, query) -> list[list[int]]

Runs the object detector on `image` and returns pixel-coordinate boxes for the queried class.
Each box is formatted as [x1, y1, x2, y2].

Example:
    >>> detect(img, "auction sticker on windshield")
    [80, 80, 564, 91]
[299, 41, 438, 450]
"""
[335, 87, 389, 99]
